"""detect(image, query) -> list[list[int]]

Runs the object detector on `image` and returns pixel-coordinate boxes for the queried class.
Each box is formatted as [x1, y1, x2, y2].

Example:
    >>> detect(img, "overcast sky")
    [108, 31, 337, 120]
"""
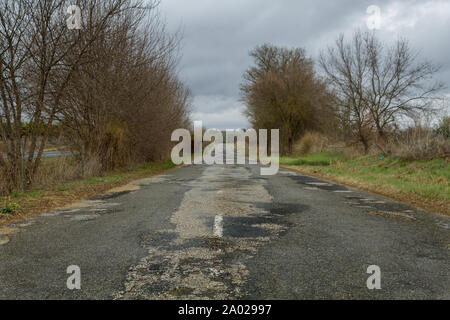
[159, 0, 450, 129]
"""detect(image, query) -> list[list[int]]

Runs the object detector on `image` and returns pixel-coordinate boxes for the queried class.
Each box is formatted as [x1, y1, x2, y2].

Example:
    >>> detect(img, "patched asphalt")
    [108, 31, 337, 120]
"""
[0, 163, 449, 300]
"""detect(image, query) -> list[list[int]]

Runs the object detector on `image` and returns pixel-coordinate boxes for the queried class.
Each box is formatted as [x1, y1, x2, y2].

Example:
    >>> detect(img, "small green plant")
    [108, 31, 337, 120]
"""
[12, 192, 25, 198]
[0, 202, 22, 215]
[0, 207, 13, 214]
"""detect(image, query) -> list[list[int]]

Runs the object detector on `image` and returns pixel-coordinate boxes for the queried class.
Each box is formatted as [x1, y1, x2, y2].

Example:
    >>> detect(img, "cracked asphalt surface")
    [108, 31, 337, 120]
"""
[0, 161, 449, 300]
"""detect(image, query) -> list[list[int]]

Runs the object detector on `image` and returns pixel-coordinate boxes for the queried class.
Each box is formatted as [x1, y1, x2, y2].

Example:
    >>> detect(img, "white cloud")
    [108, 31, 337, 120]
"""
[378, 0, 450, 32]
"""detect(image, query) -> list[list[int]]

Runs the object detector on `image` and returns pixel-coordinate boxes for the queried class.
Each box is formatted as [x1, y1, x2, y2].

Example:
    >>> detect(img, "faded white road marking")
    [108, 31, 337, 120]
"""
[214, 215, 224, 238]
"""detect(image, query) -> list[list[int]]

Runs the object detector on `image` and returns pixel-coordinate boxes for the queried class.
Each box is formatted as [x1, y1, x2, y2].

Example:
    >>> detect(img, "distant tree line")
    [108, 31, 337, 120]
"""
[0, 0, 191, 193]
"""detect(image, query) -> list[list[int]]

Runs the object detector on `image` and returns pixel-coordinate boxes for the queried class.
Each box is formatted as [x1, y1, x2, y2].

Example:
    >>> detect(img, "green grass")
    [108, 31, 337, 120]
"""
[281, 152, 346, 166]
[281, 152, 449, 215]
[63, 160, 176, 188]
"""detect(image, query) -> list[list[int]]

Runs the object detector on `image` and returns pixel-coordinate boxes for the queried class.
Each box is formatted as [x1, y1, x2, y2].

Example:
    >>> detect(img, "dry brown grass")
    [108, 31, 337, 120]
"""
[389, 127, 450, 161]
[33, 157, 83, 188]
[0, 160, 178, 226]
[293, 131, 329, 155]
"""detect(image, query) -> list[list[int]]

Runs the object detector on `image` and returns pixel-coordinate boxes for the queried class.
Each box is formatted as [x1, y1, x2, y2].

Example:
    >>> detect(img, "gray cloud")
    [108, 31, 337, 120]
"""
[160, 0, 450, 129]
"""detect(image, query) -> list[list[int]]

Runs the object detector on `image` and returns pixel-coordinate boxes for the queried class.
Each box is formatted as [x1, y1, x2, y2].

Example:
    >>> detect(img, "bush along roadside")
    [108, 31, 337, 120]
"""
[0, 160, 177, 225]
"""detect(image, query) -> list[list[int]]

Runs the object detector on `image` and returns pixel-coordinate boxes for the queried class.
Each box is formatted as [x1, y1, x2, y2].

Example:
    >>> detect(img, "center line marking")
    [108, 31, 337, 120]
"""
[214, 215, 223, 238]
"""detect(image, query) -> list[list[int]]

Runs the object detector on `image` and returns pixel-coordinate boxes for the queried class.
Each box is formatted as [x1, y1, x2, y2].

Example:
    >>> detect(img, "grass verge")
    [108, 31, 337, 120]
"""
[0, 160, 177, 225]
[281, 153, 449, 216]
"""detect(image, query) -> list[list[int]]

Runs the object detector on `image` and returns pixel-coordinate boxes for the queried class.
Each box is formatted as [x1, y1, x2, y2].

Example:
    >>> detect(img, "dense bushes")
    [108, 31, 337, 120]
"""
[0, 1, 191, 194]
[241, 45, 336, 155]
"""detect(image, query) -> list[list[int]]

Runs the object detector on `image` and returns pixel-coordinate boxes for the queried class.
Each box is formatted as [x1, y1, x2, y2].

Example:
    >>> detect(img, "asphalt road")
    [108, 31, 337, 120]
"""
[2, 151, 71, 159]
[40, 151, 72, 159]
[0, 161, 449, 299]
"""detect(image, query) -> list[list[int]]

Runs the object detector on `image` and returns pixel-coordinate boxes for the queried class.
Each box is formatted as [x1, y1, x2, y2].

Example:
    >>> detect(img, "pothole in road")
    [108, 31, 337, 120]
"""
[69, 214, 101, 222]
[369, 210, 416, 221]
[346, 196, 366, 200]
[270, 203, 308, 216]
[223, 223, 271, 238]
[115, 166, 290, 300]
[344, 196, 415, 214]
[89, 208, 122, 215]
[115, 238, 242, 300]
[289, 176, 348, 192]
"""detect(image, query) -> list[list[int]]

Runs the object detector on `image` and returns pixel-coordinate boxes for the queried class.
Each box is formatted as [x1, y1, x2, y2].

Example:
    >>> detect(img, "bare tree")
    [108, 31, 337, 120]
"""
[320, 30, 444, 151]
[0, 0, 149, 191]
[0, 1, 32, 191]
[57, 4, 191, 173]
[241, 44, 335, 154]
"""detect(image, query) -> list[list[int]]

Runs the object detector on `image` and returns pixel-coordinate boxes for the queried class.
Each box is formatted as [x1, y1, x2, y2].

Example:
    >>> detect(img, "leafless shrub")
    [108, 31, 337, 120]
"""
[58, 3, 191, 174]
[320, 30, 444, 152]
[294, 132, 328, 155]
[389, 126, 449, 160]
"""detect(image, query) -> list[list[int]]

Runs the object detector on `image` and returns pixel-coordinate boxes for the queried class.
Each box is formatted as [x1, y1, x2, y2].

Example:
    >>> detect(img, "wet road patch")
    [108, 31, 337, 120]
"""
[270, 203, 309, 216]
[222, 219, 272, 238]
